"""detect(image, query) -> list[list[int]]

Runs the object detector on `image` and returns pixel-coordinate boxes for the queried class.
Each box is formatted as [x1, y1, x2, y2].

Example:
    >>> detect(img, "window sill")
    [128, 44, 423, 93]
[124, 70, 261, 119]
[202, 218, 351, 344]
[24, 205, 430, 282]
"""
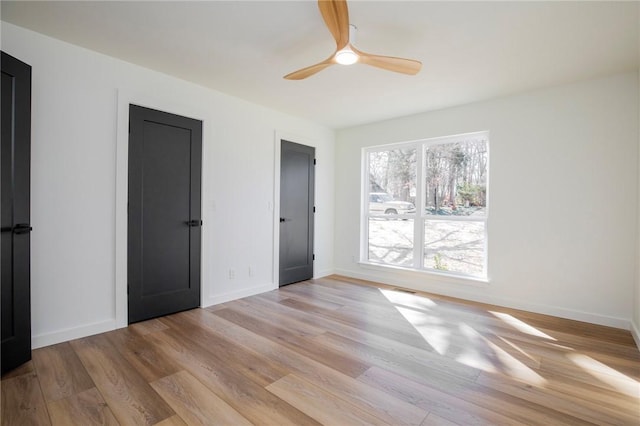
[357, 261, 490, 287]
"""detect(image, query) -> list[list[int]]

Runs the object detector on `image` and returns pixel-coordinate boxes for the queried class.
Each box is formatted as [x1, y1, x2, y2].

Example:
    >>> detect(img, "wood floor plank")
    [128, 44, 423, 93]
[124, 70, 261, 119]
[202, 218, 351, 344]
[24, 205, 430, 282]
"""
[360, 364, 590, 425]
[231, 297, 328, 337]
[313, 331, 481, 383]
[300, 283, 553, 367]
[47, 387, 119, 426]
[495, 307, 637, 348]
[180, 308, 430, 426]
[159, 313, 290, 387]
[421, 413, 460, 426]
[153, 414, 187, 426]
[144, 327, 321, 426]
[70, 334, 175, 426]
[262, 293, 493, 379]
[266, 373, 391, 426]
[511, 337, 639, 380]
[1, 371, 52, 425]
[32, 342, 95, 402]
[538, 354, 640, 398]
[280, 284, 411, 322]
[267, 286, 346, 311]
[150, 370, 252, 426]
[441, 318, 636, 380]
[358, 366, 525, 426]
[476, 371, 640, 425]
[310, 277, 408, 306]
[271, 287, 409, 332]
[523, 367, 639, 413]
[211, 306, 371, 378]
[129, 318, 170, 336]
[277, 294, 446, 352]
[105, 328, 182, 383]
[1, 359, 36, 380]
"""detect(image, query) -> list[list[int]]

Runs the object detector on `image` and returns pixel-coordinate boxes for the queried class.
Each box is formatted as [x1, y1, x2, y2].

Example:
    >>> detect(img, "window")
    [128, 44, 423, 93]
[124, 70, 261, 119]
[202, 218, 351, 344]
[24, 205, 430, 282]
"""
[363, 132, 489, 278]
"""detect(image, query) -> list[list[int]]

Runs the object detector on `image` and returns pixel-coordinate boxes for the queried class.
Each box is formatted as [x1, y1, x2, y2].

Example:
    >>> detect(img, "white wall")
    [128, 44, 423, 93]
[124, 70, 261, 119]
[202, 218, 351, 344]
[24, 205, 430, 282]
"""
[1, 22, 335, 348]
[335, 72, 638, 329]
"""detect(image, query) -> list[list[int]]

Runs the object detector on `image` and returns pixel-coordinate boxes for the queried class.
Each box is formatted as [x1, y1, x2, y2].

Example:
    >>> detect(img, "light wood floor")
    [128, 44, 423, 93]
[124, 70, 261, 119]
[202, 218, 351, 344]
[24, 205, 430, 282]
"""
[2, 275, 639, 425]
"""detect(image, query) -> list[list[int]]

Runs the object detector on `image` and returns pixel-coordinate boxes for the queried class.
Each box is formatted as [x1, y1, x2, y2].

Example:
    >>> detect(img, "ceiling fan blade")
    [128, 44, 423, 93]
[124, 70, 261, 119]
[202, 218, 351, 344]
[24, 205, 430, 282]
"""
[284, 57, 335, 80]
[318, 0, 350, 50]
[353, 47, 422, 75]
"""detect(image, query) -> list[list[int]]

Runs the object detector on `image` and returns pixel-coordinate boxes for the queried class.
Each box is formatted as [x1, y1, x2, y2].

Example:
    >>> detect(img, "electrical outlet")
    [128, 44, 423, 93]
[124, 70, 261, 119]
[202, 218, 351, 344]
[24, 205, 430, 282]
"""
[228, 269, 235, 279]
[248, 266, 253, 277]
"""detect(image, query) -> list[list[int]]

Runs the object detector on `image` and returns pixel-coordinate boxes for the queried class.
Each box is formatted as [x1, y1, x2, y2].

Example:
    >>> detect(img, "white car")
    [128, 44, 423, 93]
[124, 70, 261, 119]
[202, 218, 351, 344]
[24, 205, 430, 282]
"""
[369, 192, 415, 215]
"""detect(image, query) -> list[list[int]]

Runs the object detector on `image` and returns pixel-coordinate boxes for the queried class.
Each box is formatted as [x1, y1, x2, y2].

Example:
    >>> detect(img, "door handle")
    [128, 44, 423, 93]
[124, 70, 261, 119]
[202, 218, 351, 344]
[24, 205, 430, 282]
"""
[280, 218, 287, 223]
[185, 220, 203, 227]
[13, 223, 33, 234]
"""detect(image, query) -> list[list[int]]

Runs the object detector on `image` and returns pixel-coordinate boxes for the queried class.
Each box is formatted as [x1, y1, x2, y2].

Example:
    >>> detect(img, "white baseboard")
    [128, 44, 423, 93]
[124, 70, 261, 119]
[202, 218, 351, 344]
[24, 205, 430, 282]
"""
[334, 268, 630, 330]
[631, 320, 640, 351]
[202, 282, 276, 308]
[32, 319, 117, 349]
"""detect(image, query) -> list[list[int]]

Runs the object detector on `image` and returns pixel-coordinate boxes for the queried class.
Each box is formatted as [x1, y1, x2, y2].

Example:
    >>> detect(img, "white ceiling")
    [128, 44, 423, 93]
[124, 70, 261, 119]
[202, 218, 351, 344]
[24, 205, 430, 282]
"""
[1, 1, 638, 129]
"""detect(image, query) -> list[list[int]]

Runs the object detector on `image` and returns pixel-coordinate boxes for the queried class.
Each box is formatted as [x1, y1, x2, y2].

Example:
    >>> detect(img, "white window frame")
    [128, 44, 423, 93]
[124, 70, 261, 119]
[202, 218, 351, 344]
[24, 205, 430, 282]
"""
[361, 131, 489, 279]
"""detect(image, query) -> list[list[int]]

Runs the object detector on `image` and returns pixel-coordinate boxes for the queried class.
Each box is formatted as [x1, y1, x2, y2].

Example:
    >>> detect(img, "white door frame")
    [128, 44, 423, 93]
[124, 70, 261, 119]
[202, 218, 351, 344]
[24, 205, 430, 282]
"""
[115, 89, 211, 328]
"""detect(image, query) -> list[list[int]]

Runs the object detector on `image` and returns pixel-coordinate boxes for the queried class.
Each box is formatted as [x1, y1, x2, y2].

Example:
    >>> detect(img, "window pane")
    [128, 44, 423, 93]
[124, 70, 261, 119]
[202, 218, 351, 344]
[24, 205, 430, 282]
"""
[368, 218, 414, 267]
[368, 148, 416, 216]
[424, 220, 485, 276]
[425, 138, 487, 217]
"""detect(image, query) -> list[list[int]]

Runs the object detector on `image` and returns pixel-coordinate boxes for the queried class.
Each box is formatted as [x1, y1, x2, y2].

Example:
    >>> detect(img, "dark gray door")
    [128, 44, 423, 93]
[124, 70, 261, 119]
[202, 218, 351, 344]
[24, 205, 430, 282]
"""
[1, 52, 32, 374]
[128, 105, 202, 323]
[279, 140, 315, 286]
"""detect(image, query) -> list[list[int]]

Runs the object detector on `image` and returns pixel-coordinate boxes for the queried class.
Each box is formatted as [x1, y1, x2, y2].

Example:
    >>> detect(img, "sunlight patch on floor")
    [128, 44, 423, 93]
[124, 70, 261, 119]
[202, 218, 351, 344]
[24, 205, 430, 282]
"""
[490, 311, 556, 340]
[454, 351, 497, 373]
[484, 340, 547, 386]
[379, 289, 437, 311]
[456, 323, 498, 373]
[379, 288, 552, 386]
[568, 353, 640, 398]
[495, 335, 540, 365]
[394, 305, 450, 355]
[389, 301, 545, 386]
[543, 342, 575, 351]
[460, 323, 547, 386]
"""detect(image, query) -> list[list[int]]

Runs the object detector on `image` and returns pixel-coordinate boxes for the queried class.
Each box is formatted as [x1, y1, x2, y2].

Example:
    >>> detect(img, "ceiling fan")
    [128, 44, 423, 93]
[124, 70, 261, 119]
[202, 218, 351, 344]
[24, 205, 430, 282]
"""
[284, 0, 422, 80]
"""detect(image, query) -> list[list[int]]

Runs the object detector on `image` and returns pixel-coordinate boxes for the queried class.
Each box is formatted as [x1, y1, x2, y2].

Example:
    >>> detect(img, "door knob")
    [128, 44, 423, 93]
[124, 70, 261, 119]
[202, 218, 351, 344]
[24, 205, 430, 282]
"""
[13, 223, 32, 234]
[280, 218, 287, 222]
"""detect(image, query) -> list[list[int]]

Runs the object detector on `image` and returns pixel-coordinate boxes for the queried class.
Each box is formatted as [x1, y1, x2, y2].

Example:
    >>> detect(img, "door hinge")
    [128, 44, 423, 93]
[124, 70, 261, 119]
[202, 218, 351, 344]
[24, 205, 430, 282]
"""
[313, 206, 316, 213]
[313, 158, 316, 165]
[127, 285, 130, 295]
[313, 254, 315, 260]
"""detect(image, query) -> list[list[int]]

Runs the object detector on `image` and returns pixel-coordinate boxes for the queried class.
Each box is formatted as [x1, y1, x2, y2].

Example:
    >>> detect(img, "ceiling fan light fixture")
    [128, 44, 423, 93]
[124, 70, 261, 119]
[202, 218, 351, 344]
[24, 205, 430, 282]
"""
[283, 1, 421, 79]
[335, 47, 358, 65]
